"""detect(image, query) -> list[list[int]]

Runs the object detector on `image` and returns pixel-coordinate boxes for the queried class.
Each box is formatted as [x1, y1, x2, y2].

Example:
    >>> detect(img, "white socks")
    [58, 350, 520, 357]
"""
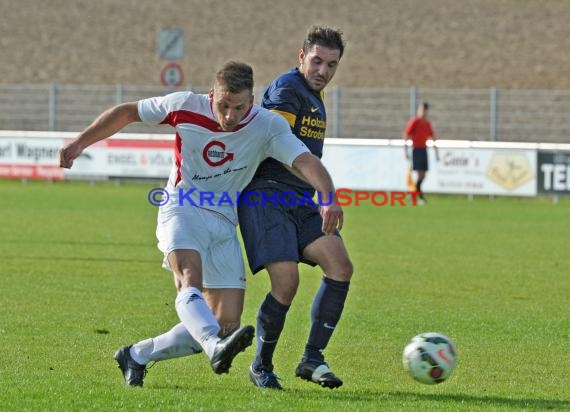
[175, 287, 221, 358]
[130, 322, 202, 365]
[129, 287, 221, 365]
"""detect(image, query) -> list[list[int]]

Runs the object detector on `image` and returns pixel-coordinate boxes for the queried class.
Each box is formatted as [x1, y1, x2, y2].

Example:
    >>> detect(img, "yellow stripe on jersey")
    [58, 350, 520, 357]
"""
[270, 109, 296, 127]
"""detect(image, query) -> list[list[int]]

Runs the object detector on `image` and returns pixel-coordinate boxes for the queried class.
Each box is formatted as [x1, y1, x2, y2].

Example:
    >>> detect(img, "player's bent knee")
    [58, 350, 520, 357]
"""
[267, 263, 299, 304]
[273, 275, 299, 302]
[343, 259, 354, 279]
[272, 282, 298, 305]
[327, 259, 354, 281]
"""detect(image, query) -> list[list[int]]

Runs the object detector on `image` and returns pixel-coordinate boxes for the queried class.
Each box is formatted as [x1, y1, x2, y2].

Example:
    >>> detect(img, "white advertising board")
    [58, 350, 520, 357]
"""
[0, 137, 65, 179]
[321, 142, 406, 191]
[64, 139, 173, 178]
[423, 148, 536, 196]
[0, 132, 554, 198]
[322, 140, 537, 196]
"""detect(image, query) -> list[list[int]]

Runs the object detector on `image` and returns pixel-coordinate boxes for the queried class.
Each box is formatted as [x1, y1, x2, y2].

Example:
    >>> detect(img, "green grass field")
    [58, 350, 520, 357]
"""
[1, 179, 569, 411]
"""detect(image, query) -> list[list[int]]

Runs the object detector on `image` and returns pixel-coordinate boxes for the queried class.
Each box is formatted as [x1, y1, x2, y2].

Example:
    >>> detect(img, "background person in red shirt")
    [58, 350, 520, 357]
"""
[403, 101, 439, 203]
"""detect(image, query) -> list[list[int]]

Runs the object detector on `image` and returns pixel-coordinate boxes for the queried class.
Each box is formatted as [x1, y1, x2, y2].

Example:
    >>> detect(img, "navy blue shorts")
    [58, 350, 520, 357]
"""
[237, 188, 340, 274]
[412, 148, 429, 171]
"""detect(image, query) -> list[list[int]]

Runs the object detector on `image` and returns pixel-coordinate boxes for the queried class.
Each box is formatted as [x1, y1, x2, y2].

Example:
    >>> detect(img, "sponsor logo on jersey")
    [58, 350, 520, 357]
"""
[203, 141, 234, 166]
[299, 115, 326, 140]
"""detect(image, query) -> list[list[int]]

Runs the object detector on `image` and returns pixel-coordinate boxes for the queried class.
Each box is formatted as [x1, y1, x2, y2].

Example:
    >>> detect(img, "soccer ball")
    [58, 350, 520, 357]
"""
[402, 332, 457, 384]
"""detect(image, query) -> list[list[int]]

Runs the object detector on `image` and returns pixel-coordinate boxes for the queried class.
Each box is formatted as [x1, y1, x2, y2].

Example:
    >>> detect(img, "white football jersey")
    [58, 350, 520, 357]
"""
[138, 91, 310, 224]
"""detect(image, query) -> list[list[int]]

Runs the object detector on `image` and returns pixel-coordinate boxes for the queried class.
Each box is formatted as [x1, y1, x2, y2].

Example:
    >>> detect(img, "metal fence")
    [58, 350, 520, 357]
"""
[0, 83, 568, 143]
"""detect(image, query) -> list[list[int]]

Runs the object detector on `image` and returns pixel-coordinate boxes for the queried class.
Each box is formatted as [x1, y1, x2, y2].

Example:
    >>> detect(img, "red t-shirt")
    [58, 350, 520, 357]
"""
[404, 117, 435, 148]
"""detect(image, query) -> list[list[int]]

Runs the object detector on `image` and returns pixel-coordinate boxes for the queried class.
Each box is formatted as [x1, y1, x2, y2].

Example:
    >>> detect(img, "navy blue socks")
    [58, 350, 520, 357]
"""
[254, 293, 290, 370]
[304, 276, 350, 362]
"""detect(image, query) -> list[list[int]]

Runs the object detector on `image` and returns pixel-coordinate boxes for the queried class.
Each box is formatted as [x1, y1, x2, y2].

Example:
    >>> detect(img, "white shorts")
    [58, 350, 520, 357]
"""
[156, 205, 246, 289]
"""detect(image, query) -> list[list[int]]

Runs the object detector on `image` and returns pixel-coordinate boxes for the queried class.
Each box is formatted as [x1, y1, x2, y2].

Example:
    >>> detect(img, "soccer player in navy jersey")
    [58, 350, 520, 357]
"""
[238, 26, 352, 389]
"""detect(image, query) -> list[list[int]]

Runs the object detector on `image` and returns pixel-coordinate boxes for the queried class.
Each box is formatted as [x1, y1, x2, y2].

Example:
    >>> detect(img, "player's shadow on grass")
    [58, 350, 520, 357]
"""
[290, 389, 569, 410]
[387, 391, 569, 409]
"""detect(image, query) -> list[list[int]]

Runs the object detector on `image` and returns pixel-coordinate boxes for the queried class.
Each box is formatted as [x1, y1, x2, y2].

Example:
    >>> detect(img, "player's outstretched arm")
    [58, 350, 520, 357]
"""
[59, 102, 141, 169]
[291, 152, 343, 234]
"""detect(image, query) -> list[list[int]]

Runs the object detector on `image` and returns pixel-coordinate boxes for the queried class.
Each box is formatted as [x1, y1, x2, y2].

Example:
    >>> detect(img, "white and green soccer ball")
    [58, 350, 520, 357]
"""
[403, 332, 457, 384]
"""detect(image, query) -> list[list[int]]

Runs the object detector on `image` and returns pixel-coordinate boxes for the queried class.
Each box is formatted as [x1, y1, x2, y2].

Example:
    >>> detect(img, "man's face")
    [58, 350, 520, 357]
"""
[210, 85, 253, 131]
[299, 45, 341, 92]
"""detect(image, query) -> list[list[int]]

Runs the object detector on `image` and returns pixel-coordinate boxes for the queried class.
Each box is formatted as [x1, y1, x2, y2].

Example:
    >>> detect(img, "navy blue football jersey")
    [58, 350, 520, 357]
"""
[249, 68, 327, 192]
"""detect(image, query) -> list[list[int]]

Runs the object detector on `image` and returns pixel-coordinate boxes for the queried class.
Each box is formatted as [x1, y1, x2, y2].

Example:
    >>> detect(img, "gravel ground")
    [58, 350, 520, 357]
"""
[1, 0, 569, 88]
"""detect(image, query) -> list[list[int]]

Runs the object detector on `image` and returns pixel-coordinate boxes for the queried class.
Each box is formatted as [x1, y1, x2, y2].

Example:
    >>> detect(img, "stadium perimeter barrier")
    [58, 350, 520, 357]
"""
[1, 84, 569, 144]
[1, 130, 569, 199]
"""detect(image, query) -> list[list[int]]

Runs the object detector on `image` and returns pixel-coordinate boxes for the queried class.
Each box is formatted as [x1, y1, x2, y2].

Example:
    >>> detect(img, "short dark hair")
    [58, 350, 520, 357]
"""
[303, 26, 346, 59]
[421, 101, 429, 110]
[215, 61, 254, 94]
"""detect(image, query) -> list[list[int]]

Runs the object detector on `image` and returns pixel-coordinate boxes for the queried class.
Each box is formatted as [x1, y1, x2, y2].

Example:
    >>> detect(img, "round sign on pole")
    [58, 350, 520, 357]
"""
[160, 62, 184, 87]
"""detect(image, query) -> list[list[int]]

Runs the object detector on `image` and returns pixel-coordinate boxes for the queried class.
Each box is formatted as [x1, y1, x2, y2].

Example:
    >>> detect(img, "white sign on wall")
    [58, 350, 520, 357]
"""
[160, 62, 184, 87]
[158, 29, 185, 60]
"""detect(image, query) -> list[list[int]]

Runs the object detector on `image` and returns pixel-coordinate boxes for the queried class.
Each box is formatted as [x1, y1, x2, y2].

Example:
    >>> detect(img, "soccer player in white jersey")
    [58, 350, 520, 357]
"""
[59, 61, 343, 387]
